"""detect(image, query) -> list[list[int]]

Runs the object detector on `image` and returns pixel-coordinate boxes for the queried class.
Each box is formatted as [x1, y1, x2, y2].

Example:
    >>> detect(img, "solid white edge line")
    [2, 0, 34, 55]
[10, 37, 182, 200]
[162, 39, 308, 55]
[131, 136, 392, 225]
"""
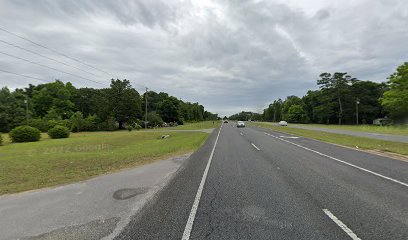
[181, 125, 222, 240]
[323, 209, 361, 240]
[251, 143, 260, 151]
[264, 132, 408, 188]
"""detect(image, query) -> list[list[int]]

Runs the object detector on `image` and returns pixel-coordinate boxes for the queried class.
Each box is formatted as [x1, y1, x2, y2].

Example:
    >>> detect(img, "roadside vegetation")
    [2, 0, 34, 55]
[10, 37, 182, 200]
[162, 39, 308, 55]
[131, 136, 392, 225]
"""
[229, 62, 408, 126]
[250, 122, 408, 156]
[0, 130, 208, 195]
[0, 79, 219, 134]
[0, 78, 220, 195]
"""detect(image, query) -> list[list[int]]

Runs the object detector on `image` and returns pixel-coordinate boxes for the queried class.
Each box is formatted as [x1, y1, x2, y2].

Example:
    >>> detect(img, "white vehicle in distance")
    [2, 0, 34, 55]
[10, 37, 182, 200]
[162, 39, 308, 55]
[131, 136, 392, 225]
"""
[237, 121, 245, 128]
[278, 121, 288, 126]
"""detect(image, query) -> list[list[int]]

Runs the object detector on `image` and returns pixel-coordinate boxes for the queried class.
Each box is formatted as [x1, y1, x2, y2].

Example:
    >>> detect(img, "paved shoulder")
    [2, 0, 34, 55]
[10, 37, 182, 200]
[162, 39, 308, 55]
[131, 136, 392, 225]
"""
[0, 154, 190, 240]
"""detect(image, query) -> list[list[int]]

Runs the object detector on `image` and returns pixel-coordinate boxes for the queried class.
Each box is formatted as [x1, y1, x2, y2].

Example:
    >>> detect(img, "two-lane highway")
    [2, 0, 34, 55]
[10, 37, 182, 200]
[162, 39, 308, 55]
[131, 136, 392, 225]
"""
[115, 123, 408, 239]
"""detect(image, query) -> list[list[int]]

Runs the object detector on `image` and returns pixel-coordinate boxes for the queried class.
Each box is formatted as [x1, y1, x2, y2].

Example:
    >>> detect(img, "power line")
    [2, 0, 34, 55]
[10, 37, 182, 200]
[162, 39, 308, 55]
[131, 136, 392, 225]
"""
[0, 26, 114, 77]
[0, 38, 103, 78]
[0, 71, 151, 96]
[0, 68, 51, 83]
[0, 50, 107, 86]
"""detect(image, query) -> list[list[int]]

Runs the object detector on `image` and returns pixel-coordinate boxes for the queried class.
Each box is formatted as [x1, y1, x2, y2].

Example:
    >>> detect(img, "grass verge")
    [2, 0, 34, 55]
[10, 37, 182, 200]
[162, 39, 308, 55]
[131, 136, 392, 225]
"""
[174, 121, 221, 130]
[288, 123, 408, 136]
[0, 131, 208, 195]
[250, 122, 408, 156]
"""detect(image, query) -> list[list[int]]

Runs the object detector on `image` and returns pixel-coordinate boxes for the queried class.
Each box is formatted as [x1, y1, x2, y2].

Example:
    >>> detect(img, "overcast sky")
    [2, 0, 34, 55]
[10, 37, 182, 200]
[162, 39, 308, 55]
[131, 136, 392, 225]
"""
[0, 0, 407, 116]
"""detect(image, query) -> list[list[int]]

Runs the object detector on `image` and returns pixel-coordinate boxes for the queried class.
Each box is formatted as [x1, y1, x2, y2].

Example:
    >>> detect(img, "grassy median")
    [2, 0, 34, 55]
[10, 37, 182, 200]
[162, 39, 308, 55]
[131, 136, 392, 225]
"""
[250, 122, 408, 156]
[173, 121, 221, 130]
[289, 123, 408, 136]
[0, 131, 208, 195]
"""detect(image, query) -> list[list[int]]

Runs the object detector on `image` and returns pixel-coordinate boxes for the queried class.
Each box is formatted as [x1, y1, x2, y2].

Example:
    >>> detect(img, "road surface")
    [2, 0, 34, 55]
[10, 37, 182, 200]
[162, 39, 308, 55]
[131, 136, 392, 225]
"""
[285, 124, 408, 143]
[115, 123, 408, 239]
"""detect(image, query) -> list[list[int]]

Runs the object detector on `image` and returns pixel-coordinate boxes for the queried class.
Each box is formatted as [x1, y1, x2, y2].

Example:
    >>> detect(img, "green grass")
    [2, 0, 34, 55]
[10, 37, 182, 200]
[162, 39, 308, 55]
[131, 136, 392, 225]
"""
[249, 122, 408, 156]
[288, 123, 408, 136]
[173, 121, 221, 130]
[0, 131, 208, 195]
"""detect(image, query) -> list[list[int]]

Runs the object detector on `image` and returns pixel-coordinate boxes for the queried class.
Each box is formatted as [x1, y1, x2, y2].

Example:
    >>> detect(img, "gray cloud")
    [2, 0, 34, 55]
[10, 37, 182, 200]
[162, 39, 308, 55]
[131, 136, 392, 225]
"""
[0, 0, 407, 116]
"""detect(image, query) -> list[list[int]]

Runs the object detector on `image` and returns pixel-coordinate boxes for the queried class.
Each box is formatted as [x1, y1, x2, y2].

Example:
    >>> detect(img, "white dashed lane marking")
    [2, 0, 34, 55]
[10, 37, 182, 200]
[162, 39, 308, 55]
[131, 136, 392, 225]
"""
[264, 132, 408, 188]
[251, 143, 260, 151]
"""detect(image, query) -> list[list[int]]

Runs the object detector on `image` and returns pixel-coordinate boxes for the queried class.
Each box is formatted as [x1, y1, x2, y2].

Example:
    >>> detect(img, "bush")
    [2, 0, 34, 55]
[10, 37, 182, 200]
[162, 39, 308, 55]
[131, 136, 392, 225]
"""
[147, 112, 163, 128]
[136, 119, 145, 129]
[127, 125, 133, 131]
[177, 118, 184, 125]
[0, 132, 3, 145]
[48, 125, 70, 139]
[49, 119, 71, 129]
[134, 124, 142, 130]
[28, 119, 53, 132]
[28, 118, 71, 132]
[9, 125, 41, 143]
[70, 111, 85, 132]
[95, 117, 117, 131]
[83, 115, 99, 131]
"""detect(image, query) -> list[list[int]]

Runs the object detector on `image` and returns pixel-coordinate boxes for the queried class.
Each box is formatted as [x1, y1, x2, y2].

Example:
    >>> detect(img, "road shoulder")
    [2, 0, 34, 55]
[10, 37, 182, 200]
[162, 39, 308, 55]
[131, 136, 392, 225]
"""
[0, 154, 191, 240]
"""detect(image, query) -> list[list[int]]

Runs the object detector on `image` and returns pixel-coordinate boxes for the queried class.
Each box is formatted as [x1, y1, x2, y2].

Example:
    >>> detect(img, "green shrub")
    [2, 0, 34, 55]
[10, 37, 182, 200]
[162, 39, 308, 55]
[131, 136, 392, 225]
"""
[27, 119, 53, 132]
[134, 124, 142, 130]
[28, 118, 71, 132]
[48, 125, 70, 139]
[95, 117, 117, 131]
[106, 117, 117, 131]
[70, 111, 85, 132]
[49, 119, 71, 129]
[9, 125, 41, 143]
[136, 120, 146, 128]
[83, 114, 99, 131]
[127, 125, 133, 131]
[147, 112, 163, 127]
[0, 132, 3, 145]
[177, 118, 184, 125]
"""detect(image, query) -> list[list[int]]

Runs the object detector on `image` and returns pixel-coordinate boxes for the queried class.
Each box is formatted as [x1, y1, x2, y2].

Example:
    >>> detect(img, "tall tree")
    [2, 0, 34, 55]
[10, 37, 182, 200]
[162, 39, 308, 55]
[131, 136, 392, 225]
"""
[381, 62, 408, 122]
[158, 97, 180, 122]
[106, 79, 142, 129]
[351, 81, 386, 124]
[263, 99, 283, 122]
[281, 96, 303, 121]
[31, 80, 75, 118]
[317, 72, 357, 124]
[285, 104, 309, 123]
[0, 87, 27, 132]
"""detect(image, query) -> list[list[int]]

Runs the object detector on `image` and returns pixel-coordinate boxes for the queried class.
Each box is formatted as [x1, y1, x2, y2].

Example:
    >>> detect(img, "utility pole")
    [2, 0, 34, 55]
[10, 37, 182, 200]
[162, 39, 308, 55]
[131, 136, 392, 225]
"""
[356, 98, 360, 125]
[24, 95, 28, 125]
[145, 87, 148, 129]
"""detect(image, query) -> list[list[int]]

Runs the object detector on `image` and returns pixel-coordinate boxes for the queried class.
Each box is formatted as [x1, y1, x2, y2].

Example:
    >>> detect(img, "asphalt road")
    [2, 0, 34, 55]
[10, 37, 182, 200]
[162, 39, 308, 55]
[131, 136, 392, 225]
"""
[115, 123, 408, 240]
[285, 124, 408, 143]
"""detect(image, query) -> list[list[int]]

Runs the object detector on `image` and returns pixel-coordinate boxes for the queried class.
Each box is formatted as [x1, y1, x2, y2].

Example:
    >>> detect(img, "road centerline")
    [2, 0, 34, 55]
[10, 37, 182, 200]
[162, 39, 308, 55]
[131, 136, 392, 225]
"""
[264, 132, 408, 188]
[323, 209, 361, 240]
[181, 125, 223, 240]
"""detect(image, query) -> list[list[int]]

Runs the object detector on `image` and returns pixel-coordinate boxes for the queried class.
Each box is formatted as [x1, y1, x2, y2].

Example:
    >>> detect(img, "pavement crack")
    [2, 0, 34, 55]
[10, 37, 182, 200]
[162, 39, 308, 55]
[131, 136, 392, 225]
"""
[203, 182, 219, 239]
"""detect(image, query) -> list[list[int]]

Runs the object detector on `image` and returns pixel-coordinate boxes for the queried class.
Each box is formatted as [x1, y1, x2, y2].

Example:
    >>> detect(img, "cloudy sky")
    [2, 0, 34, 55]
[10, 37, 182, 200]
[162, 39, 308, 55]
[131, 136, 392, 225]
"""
[0, 0, 407, 116]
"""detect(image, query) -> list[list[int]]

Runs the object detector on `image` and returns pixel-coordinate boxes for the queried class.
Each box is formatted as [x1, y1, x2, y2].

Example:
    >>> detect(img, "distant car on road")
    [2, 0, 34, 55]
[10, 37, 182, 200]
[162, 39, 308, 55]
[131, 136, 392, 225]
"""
[224, 120, 228, 123]
[237, 121, 245, 128]
[279, 121, 288, 126]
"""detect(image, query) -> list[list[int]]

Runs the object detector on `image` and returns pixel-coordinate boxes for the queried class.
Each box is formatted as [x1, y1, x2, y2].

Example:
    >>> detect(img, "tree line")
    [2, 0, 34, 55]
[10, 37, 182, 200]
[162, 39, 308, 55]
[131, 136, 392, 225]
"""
[232, 62, 408, 125]
[0, 79, 218, 132]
